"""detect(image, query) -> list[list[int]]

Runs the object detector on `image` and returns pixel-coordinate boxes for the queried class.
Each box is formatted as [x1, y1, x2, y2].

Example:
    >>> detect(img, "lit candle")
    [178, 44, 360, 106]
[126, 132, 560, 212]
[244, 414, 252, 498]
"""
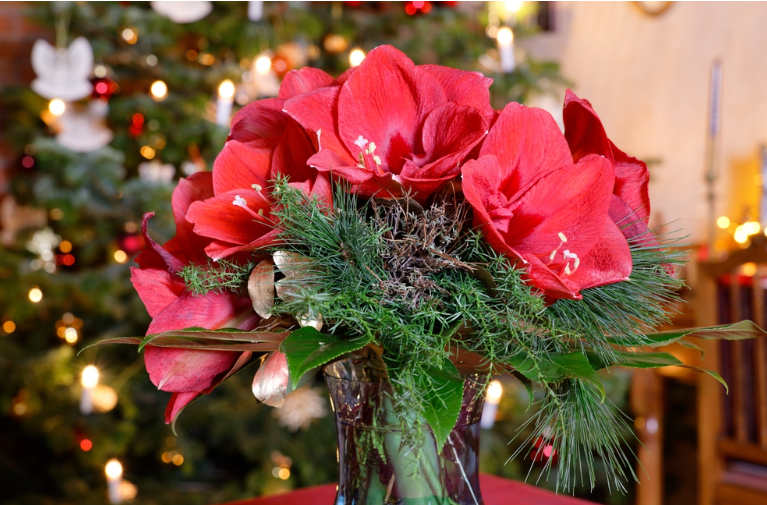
[480, 380, 503, 429]
[216, 79, 235, 127]
[80, 365, 99, 414]
[105, 458, 123, 504]
[248, 1, 263, 21]
[497, 27, 515, 73]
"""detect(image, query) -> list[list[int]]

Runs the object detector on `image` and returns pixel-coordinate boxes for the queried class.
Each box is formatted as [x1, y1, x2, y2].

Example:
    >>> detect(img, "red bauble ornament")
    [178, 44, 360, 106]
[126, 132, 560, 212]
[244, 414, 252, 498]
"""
[118, 233, 145, 255]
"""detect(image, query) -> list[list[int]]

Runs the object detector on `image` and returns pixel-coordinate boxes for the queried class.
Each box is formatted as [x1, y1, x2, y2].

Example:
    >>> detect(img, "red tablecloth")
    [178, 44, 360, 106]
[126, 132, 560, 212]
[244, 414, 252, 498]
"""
[221, 474, 596, 505]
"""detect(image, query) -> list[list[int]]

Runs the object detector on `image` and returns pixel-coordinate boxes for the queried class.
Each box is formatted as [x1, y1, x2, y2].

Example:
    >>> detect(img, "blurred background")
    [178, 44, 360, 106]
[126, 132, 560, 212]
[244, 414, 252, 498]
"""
[1, 2, 766, 505]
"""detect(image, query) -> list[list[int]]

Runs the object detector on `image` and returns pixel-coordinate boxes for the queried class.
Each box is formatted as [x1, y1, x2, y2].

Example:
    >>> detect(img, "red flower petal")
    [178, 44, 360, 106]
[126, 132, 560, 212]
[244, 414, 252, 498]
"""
[147, 290, 259, 335]
[284, 86, 356, 167]
[136, 212, 185, 274]
[212, 140, 274, 195]
[271, 120, 317, 183]
[563, 89, 651, 223]
[146, 347, 241, 393]
[228, 98, 288, 143]
[278, 67, 335, 99]
[612, 143, 651, 223]
[419, 64, 495, 122]
[130, 267, 185, 318]
[522, 253, 582, 300]
[172, 172, 214, 265]
[480, 102, 573, 197]
[187, 189, 275, 255]
[563, 89, 613, 164]
[503, 155, 614, 259]
[421, 102, 487, 169]
[567, 217, 632, 290]
[165, 392, 199, 424]
[337, 45, 445, 174]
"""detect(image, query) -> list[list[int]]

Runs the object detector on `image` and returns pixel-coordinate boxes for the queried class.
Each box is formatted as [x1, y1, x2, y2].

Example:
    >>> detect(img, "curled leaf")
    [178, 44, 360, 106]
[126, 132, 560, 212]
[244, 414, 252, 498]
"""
[252, 351, 290, 408]
[248, 258, 275, 318]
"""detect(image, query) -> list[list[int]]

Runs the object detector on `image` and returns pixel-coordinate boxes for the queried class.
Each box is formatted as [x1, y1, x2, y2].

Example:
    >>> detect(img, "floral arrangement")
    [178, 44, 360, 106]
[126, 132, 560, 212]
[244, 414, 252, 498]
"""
[102, 46, 763, 493]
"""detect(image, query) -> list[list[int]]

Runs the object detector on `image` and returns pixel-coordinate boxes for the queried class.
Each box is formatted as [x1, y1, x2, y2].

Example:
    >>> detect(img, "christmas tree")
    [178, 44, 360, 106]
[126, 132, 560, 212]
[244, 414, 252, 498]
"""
[0, 2, 579, 503]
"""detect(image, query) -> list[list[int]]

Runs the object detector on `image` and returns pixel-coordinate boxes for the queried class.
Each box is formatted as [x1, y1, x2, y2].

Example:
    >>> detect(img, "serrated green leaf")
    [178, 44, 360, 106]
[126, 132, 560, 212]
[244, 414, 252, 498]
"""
[280, 327, 372, 389]
[417, 357, 464, 451]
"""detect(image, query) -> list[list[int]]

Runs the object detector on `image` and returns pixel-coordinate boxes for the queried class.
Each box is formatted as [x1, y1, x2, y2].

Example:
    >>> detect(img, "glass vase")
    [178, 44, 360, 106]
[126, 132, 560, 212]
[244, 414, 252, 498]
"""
[325, 357, 488, 505]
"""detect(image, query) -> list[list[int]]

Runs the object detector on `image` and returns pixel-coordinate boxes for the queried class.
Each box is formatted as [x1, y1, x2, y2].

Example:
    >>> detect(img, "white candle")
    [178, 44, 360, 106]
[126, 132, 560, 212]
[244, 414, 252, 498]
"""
[480, 380, 503, 429]
[708, 60, 723, 139]
[497, 27, 516, 73]
[80, 365, 99, 414]
[105, 459, 123, 504]
[216, 79, 235, 127]
[248, 1, 264, 21]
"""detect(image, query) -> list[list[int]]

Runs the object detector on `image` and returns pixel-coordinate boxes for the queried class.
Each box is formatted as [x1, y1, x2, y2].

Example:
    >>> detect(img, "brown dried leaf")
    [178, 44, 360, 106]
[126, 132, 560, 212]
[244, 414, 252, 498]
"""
[252, 351, 290, 407]
[248, 258, 275, 318]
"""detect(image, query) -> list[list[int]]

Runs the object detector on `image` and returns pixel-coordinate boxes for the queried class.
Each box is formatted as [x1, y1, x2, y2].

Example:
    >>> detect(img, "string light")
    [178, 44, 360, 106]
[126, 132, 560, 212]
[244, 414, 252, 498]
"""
[3, 320, 15, 334]
[504, 0, 524, 13]
[80, 439, 93, 451]
[28, 287, 43, 303]
[349, 48, 366, 67]
[94, 64, 107, 78]
[716, 216, 730, 229]
[255, 55, 272, 75]
[114, 250, 128, 263]
[121, 27, 138, 44]
[150, 80, 168, 101]
[49, 99, 66, 116]
[324, 34, 348, 53]
[140, 146, 156, 159]
[64, 327, 78, 343]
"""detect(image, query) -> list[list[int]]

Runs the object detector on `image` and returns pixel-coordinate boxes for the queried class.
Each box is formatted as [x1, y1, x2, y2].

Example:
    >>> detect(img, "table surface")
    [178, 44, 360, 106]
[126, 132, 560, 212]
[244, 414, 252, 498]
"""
[220, 473, 597, 505]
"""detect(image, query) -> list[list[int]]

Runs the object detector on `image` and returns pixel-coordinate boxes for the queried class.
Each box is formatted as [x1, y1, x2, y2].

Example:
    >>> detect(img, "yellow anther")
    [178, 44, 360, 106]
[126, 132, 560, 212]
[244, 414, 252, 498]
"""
[558, 232, 567, 243]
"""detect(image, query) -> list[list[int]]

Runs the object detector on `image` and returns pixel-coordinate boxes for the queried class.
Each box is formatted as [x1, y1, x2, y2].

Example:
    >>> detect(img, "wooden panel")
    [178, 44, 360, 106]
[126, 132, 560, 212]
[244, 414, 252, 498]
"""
[718, 439, 767, 466]
[715, 482, 767, 505]
[697, 269, 724, 505]
[630, 369, 664, 505]
[757, 336, 767, 448]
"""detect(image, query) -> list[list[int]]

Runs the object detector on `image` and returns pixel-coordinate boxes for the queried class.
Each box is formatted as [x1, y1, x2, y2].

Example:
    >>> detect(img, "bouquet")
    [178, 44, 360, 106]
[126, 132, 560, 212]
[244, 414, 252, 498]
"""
[100, 45, 763, 500]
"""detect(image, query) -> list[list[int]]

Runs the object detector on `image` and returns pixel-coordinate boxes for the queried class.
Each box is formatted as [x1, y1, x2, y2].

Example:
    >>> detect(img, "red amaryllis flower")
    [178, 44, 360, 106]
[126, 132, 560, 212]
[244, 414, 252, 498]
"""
[132, 172, 259, 423]
[186, 68, 334, 261]
[563, 90, 652, 240]
[283, 45, 494, 201]
[462, 102, 632, 300]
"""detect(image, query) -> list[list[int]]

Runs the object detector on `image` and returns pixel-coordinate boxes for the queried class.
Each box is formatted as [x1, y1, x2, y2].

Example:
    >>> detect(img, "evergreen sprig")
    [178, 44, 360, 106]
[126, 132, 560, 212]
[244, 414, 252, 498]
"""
[264, 180, 685, 492]
[178, 259, 257, 295]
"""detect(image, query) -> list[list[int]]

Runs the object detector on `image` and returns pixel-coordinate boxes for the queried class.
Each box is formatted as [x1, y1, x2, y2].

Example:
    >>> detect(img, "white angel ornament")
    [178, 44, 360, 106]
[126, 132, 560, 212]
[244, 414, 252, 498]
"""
[31, 37, 93, 102]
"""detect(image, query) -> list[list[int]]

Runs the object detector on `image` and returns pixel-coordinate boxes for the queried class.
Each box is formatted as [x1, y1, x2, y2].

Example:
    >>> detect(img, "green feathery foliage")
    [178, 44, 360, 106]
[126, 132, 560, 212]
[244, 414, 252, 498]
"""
[178, 259, 256, 295]
[261, 179, 684, 492]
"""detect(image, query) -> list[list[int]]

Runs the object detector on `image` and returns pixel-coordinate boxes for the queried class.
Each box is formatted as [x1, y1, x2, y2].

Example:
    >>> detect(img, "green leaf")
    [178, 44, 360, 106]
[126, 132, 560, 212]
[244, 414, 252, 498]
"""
[511, 351, 605, 400]
[632, 320, 767, 347]
[417, 357, 464, 451]
[279, 327, 372, 389]
[80, 328, 289, 354]
[511, 371, 534, 409]
[588, 351, 729, 393]
[547, 352, 606, 400]
[588, 350, 683, 371]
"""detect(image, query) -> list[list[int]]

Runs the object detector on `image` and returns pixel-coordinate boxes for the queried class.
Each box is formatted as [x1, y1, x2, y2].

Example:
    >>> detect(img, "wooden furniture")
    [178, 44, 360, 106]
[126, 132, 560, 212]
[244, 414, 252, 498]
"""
[697, 235, 767, 505]
[218, 474, 597, 505]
